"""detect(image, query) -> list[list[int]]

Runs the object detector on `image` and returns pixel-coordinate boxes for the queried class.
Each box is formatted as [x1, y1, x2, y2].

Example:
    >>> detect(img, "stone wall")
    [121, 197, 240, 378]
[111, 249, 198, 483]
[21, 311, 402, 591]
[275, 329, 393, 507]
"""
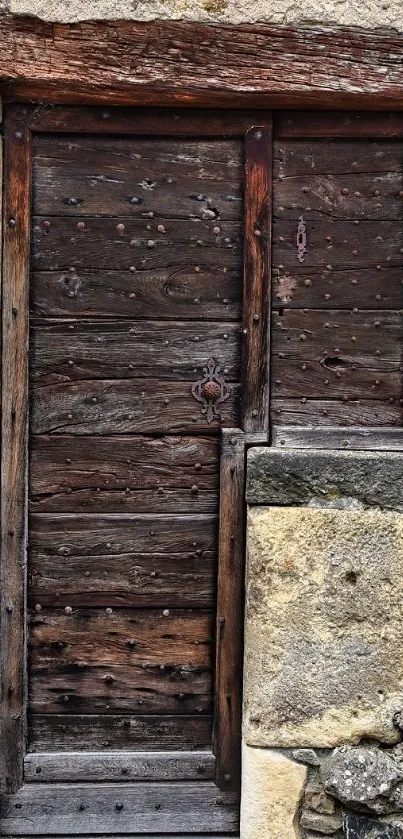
[1, 0, 403, 32]
[243, 449, 403, 839]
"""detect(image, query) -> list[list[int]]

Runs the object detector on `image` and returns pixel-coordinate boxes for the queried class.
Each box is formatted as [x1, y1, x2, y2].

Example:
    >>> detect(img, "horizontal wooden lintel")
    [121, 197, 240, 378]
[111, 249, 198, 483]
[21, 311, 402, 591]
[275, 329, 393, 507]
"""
[24, 750, 216, 782]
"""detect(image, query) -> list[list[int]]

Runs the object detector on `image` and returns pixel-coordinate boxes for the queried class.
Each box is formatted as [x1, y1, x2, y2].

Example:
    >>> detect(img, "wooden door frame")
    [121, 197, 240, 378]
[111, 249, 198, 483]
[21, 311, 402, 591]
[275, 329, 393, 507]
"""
[0, 105, 272, 806]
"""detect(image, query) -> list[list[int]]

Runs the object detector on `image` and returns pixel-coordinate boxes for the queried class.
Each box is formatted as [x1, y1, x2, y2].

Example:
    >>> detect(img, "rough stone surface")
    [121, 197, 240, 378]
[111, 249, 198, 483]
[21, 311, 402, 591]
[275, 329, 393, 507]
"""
[4, 0, 403, 30]
[321, 748, 403, 814]
[240, 743, 307, 839]
[344, 813, 403, 838]
[293, 749, 321, 767]
[300, 810, 343, 833]
[246, 449, 403, 512]
[243, 506, 403, 748]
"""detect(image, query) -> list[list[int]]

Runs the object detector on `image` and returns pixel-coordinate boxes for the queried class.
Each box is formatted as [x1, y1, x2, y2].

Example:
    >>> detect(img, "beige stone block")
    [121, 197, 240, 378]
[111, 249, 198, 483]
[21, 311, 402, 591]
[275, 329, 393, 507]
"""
[240, 742, 307, 839]
[244, 506, 403, 748]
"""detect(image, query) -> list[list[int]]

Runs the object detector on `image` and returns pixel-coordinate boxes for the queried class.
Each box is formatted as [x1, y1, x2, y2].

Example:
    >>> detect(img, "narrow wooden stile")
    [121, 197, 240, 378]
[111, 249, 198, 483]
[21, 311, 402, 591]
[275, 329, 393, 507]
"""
[0, 110, 31, 792]
[242, 124, 272, 432]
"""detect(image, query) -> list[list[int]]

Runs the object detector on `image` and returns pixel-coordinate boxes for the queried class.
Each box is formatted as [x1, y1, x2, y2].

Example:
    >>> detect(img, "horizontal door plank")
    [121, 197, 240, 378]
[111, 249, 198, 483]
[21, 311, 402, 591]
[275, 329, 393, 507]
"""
[273, 218, 403, 268]
[29, 608, 212, 668]
[29, 514, 217, 556]
[274, 140, 403, 178]
[29, 552, 216, 608]
[24, 750, 216, 782]
[30, 379, 241, 434]
[271, 398, 402, 426]
[272, 358, 401, 401]
[272, 310, 401, 366]
[274, 171, 403, 220]
[30, 321, 241, 383]
[31, 268, 241, 320]
[271, 425, 403, 449]
[32, 217, 242, 271]
[29, 488, 218, 515]
[33, 135, 243, 220]
[0, 782, 238, 834]
[272, 266, 403, 310]
[28, 714, 212, 751]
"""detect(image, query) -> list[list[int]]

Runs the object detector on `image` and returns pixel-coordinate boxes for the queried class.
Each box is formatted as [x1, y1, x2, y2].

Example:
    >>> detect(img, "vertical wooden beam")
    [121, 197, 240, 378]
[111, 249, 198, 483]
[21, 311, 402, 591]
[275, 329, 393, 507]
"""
[1, 108, 31, 792]
[214, 429, 267, 790]
[242, 123, 273, 433]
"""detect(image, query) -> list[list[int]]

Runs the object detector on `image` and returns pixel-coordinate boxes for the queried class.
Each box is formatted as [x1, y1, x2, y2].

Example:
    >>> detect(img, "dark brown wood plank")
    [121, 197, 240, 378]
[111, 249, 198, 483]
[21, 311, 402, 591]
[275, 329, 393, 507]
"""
[4, 22, 403, 111]
[242, 126, 272, 432]
[0, 782, 238, 835]
[271, 425, 403, 449]
[29, 551, 216, 608]
[29, 435, 219, 514]
[272, 359, 401, 401]
[31, 379, 241, 434]
[29, 514, 217, 556]
[32, 216, 242, 271]
[271, 398, 402, 426]
[24, 750, 216, 782]
[28, 714, 212, 751]
[33, 136, 243, 220]
[31, 268, 241, 320]
[30, 321, 241, 384]
[272, 310, 402, 366]
[274, 171, 403, 221]
[275, 112, 403, 138]
[1, 110, 30, 794]
[273, 218, 403, 268]
[272, 266, 403, 310]
[274, 139, 403, 177]
[29, 609, 212, 715]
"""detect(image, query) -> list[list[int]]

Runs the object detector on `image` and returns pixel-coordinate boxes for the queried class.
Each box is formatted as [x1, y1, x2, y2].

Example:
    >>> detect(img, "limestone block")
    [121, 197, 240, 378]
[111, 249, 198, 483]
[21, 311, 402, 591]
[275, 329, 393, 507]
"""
[244, 506, 403, 748]
[240, 743, 307, 839]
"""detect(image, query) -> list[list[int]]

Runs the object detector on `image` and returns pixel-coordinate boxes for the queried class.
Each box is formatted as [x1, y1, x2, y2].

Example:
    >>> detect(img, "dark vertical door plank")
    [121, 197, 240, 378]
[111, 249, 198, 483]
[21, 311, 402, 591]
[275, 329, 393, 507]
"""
[1, 111, 31, 793]
[242, 125, 272, 432]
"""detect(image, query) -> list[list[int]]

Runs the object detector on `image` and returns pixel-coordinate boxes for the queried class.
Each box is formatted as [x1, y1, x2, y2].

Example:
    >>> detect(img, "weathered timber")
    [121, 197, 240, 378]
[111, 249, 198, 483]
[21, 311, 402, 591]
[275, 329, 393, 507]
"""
[30, 321, 241, 384]
[272, 310, 401, 366]
[30, 379, 241, 434]
[274, 171, 403, 220]
[271, 425, 403, 449]
[32, 135, 243, 220]
[0, 781, 238, 834]
[275, 111, 403, 137]
[29, 514, 217, 556]
[29, 551, 216, 608]
[3, 20, 403, 109]
[242, 125, 272, 432]
[24, 750, 216, 782]
[274, 139, 403, 177]
[271, 398, 402, 426]
[29, 608, 212, 668]
[31, 268, 241, 320]
[273, 218, 403, 268]
[32, 216, 242, 271]
[271, 359, 401, 401]
[29, 435, 219, 514]
[1, 108, 30, 794]
[28, 714, 212, 751]
[272, 266, 403, 310]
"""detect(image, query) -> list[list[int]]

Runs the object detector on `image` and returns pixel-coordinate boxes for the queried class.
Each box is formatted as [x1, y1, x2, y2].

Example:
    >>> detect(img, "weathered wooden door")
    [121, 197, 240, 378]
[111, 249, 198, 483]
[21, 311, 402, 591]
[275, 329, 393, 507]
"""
[0, 107, 271, 834]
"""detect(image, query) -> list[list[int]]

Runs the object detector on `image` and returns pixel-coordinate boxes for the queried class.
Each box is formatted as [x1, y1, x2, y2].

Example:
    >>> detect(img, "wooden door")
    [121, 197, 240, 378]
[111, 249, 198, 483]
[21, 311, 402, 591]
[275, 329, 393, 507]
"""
[0, 107, 271, 835]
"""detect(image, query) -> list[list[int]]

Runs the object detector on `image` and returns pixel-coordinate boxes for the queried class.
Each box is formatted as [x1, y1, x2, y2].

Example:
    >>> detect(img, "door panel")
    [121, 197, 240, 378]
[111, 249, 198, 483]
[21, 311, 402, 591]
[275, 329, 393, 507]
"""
[0, 106, 272, 833]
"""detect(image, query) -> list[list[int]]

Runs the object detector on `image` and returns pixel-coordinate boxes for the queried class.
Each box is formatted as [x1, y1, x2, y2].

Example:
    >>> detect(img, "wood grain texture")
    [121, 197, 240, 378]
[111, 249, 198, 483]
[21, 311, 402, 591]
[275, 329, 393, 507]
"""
[274, 139, 403, 177]
[24, 750, 216, 782]
[3, 20, 403, 109]
[31, 379, 241, 434]
[31, 268, 241, 320]
[29, 435, 219, 514]
[32, 135, 243, 220]
[1, 113, 30, 793]
[272, 266, 403, 310]
[32, 216, 241, 271]
[275, 172, 403, 220]
[29, 514, 217, 556]
[0, 781, 238, 835]
[271, 398, 402, 426]
[29, 551, 216, 608]
[30, 321, 241, 384]
[242, 126, 272, 432]
[28, 714, 212, 751]
[275, 111, 403, 137]
[271, 425, 403, 449]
